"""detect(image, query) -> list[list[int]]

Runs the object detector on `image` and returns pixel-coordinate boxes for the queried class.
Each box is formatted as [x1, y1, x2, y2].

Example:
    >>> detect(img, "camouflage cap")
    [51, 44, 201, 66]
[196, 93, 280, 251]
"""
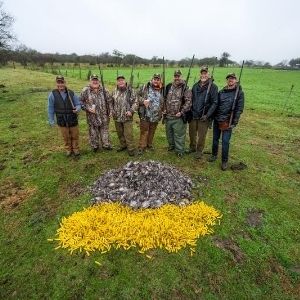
[153, 73, 161, 79]
[116, 75, 125, 80]
[200, 66, 208, 73]
[174, 69, 182, 76]
[226, 73, 237, 79]
[90, 74, 99, 80]
[56, 75, 65, 82]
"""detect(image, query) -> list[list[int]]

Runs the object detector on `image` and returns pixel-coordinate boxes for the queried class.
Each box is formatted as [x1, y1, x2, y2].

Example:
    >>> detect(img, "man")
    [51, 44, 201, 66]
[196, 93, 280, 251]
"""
[80, 74, 113, 152]
[111, 75, 137, 156]
[188, 66, 218, 159]
[208, 73, 245, 170]
[136, 73, 164, 154]
[164, 70, 192, 157]
[48, 75, 81, 157]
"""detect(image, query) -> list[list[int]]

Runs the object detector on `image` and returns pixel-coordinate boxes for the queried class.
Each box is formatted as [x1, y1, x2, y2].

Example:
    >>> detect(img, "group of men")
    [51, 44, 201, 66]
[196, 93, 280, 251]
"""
[48, 66, 244, 170]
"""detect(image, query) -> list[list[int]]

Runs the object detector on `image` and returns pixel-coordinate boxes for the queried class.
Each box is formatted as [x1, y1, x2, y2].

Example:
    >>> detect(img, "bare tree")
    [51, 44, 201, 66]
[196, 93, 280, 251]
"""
[0, 1, 15, 49]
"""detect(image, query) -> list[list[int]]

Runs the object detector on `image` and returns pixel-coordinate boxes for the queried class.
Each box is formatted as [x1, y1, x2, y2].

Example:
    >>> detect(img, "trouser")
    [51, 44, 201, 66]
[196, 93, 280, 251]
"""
[189, 119, 210, 152]
[59, 125, 80, 154]
[139, 120, 158, 149]
[88, 124, 111, 149]
[165, 118, 187, 154]
[212, 121, 232, 162]
[114, 121, 135, 151]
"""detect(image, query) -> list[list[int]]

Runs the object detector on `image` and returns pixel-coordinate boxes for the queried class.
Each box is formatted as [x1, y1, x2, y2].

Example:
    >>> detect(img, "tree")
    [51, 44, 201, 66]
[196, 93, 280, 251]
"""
[112, 49, 124, 66]
[219, 52, 231, 67]
[0, 1, 15, 49]
[289, 58, 300, 67]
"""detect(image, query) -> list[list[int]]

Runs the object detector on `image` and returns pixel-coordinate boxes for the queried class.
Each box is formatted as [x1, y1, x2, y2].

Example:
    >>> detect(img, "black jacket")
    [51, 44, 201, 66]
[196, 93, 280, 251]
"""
[191, 80, 218, 119]
[53, 89, 78, 127]
[214, 85, 244, 125]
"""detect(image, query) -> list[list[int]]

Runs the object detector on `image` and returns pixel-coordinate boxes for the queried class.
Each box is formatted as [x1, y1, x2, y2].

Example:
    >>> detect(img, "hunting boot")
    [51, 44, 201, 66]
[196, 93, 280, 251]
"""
[208, 155, 217, 162]
[221, 161, 228, 171]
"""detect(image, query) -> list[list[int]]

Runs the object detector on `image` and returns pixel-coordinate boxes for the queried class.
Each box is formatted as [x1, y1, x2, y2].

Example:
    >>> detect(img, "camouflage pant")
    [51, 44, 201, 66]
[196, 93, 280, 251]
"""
[88, 124, 111, 149]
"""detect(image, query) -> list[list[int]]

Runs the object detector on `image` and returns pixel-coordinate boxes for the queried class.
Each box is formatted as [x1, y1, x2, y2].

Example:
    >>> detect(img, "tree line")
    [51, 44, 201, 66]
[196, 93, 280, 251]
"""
[0, 1, 299, 70]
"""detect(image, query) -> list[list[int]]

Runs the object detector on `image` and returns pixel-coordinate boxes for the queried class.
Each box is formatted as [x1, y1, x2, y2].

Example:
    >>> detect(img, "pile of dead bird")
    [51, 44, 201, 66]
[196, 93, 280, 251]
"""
[91, 160, 193, 209]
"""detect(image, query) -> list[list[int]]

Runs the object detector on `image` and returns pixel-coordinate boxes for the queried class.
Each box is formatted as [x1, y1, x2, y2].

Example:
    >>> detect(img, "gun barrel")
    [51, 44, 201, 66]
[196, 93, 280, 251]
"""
[238, 60, 245, 82]
[229, 60, 244, 126]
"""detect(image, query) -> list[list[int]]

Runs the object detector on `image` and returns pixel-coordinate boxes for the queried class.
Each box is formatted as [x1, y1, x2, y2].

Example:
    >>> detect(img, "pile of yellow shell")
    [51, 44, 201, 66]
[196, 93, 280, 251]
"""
[50, 202, 221, 256]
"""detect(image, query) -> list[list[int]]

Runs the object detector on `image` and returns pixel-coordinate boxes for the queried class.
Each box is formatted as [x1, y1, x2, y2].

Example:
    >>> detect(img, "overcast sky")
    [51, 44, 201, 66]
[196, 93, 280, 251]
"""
[4, 0, 300, 64]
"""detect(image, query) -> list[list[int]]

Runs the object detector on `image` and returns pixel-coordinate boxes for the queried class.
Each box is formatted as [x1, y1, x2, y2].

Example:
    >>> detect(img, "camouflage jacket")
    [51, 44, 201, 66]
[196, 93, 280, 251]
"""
[111, 87, 137, 122]
[164, 80, 192, 118]
[136, 82, 164, 122]
[80, 86, 112, 126]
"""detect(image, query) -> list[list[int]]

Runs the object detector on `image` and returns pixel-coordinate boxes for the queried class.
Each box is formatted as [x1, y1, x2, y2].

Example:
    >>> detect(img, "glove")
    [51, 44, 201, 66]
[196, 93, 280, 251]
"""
[199, 115, 208, 122]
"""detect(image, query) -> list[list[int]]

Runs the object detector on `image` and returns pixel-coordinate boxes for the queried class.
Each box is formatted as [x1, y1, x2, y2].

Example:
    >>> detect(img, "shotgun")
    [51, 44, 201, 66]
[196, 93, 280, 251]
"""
[228, 60, 244, 127]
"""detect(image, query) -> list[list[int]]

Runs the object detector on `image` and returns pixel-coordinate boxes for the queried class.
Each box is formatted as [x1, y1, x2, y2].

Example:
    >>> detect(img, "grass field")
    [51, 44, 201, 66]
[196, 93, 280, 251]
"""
[0, 66, 300, 299]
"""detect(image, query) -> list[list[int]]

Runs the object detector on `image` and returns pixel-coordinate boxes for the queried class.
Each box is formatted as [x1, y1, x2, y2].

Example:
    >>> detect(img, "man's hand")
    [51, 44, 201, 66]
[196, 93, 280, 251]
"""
[175, 112, 182, 118]
[200, 115, 207, 122]
[229, 124, 235, 130]
[126, 111, 132, 117]
[144, 99, 150, 107]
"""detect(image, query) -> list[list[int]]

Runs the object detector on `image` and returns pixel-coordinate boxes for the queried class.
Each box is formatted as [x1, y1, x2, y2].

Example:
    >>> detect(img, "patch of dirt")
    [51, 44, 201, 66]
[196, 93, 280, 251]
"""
[261, 258, 299, 296]
[0, 163, 6, 170]
[246, 209, 264, 228]
[0, 181, 36, 211]
[231, 162, 247, 171]
[224, 192, 239, 205]
[213, 237, 245, 263]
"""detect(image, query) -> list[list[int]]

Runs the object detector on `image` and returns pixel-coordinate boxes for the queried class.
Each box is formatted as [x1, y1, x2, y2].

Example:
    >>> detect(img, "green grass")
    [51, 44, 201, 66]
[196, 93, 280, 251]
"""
[0, 67, 300, 299]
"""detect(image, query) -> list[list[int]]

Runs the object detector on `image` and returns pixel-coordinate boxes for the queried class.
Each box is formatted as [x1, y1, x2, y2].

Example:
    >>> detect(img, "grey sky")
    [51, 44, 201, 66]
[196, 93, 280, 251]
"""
[4, 0, 300, 64]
